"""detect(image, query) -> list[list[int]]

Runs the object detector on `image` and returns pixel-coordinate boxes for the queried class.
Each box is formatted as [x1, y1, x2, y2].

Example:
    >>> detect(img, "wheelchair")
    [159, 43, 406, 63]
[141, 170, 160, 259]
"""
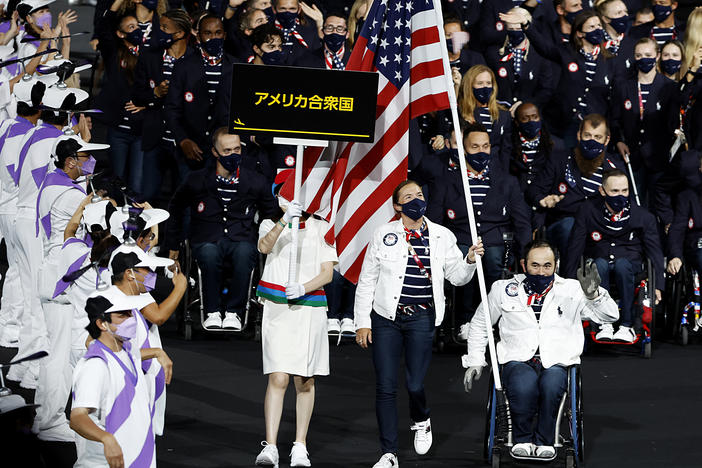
[582, 258, 656, 358]
[179, 239, 263, 341]
[665, 263, 701, 346]
[484, 365, 584, 468]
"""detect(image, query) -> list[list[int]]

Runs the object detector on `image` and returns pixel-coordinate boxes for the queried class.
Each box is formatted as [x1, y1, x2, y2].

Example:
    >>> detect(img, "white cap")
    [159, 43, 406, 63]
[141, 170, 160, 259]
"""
[12, 75, 44, 105]
[51, 134, 110, 160]
[104, 293, 151, 313]
[36, 59, 92, 86]
[17, 0, 55, 14]
[0, 394, 39, 415]
[82, 200, 111, 231]
[109, 208, 170, 241]
[108, 244, 173, 275]
[42, 84, 88, 109]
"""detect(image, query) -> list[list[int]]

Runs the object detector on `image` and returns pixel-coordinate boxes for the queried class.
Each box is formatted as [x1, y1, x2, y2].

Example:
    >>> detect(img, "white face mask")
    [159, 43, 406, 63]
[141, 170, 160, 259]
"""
[278, 196, 290, 211]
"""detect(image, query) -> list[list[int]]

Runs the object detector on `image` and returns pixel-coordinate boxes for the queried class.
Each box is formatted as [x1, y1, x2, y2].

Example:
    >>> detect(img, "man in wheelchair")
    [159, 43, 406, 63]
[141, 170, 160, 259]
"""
[563, 170, 664, 343]
[463, 241, 618, 459]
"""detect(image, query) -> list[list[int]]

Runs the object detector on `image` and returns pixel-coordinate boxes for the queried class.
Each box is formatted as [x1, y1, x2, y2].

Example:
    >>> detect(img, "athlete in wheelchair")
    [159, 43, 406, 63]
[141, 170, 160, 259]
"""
[463, 240, 618, 462]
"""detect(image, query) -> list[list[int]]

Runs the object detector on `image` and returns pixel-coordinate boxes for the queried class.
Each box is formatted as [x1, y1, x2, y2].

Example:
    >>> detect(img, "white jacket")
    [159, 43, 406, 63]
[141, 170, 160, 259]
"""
[354, 218, 476, 329]
[464, 274, 619, 369]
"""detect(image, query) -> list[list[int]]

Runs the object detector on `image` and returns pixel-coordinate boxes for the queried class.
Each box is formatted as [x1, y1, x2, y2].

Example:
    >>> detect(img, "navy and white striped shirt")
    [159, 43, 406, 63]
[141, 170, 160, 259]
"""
[468, 169, 490, 207]
[640, 82, 651, 108]
[477, 107, 493, 134]
[399, 226, 432, 305]
[216, 173, 238, 204]
[581, 165, 604, 194]
[603, 204, 630, 231]
[161, 52, 177, 145]
[579, 50, 598, 116]
[651, 26, 674, 46]
[204, 62, 222, 105]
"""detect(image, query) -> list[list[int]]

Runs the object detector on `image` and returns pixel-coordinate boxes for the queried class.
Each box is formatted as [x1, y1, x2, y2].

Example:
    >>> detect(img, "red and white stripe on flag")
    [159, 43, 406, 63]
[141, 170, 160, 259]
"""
[280, 0, 450, 283]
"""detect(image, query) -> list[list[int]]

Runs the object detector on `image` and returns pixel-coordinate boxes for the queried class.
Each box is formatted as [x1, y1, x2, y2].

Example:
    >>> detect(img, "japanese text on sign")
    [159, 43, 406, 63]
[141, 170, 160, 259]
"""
[254, 92, 354, 112]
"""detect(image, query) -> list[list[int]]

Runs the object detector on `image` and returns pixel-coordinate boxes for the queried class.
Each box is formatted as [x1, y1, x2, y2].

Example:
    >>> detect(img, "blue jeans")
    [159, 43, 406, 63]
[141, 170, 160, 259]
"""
[503, 360, 567, 446]
[546, 217, 575, 267]
[192, 238, 256, 316]
[142, 142, 190, 201]
[371, 308, 435, 454]
[324, 269, 355, 320]
[457, 244, 504, 322]
[593, 257, 639, 327]
[107, 127, 144, 195]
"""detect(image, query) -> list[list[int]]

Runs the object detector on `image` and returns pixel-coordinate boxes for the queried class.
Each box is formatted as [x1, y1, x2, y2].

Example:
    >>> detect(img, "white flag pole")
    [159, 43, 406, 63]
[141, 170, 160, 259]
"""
[430, 1, 503, 391]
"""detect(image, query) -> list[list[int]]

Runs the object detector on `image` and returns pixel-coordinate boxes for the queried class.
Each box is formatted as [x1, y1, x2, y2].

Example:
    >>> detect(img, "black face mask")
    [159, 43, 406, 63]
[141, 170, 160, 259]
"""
[519, 120, 541, 140]
[156, 29, 182, 49]
[202, 37, 224, 56]
[608, 15, 629, 34]
[142, 0, 159, 10]
[524, 272, 554, 294]
[123, 28, 144, 46]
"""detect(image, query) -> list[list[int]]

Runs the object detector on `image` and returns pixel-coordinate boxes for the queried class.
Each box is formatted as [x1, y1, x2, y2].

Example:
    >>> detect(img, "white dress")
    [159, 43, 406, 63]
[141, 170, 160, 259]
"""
[257, 217, 338, 377]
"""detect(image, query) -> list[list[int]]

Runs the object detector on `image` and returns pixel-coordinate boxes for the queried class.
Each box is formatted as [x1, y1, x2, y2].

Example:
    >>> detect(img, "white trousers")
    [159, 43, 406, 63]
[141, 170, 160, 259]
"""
[0, 212, 23, 347]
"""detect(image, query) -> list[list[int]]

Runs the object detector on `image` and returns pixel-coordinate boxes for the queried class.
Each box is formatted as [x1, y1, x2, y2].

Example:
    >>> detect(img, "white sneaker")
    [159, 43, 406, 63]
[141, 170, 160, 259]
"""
[222, 312, 242, 330]
[372, 453, 399, 468]
[290, 442, 311, 467]
[458, 322, 470, 340]
[511, 442, 534, 457]
[255, 441, 279, 467]
[340, 318, 355, 337]
[410, 418, 432, 455]
[327, 318, 340, 336]
[595, 323, 614, 341]
[203, 312, 222, 329]
[534, 445, 555, 458]
[613, 326, 636, 343]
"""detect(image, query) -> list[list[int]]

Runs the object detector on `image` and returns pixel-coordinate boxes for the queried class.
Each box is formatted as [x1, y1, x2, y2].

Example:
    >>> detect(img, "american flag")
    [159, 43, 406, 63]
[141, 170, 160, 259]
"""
[280, 0, 451, 283]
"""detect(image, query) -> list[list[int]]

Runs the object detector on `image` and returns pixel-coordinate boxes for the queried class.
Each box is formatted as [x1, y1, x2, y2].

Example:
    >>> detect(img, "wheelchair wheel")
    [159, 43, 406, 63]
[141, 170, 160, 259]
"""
[576, 368, 585, 463]
[566, 448, 576, 468]
[643, 341, 652, 358]
[184, 322, 193, 341]
[681, 324, 689, 346]
[491, 448, 501, 468]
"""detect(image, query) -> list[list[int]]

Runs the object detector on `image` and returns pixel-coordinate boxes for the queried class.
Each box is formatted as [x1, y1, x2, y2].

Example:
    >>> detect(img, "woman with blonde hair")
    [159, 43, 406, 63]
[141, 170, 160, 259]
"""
[348, 0, 371, 46]
[679, 6, 702, 151]
[683, 7, 702, 77]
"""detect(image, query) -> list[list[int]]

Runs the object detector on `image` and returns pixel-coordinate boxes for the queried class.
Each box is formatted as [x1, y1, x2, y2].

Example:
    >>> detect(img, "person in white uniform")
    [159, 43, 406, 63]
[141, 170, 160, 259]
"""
[70, 293, 158, 468]
[254, 199, 337, 468]
[463, 240, 618, 459]
[16, 0, 77, 64]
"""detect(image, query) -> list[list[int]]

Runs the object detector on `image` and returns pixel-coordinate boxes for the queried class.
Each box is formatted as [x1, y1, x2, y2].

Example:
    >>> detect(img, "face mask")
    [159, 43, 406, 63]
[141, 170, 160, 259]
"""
[635, 57, 656, 73]
[124, 28, 144, 46]
[524, 272, 554, 294]
[324, 33, 345, 53]
[608, 15, 629, 34]
[401, 197, 426, 221]
[447, 148, 459, 163]
[108, 315, 137, 341]
[354, 19, 365, 42]
[565, 9, 582, 25]
[583, 28, 605, 46]
[263, 6, 275, 22]
[276, 11, 297, 29]
[202, 37, 224, 56]
[605, 194, 628, 212]
[80, 156, 96, 176]
[506, 30, 525, 46]
[660, 58, 681, 75]
[472, 86, 493, 104]
[218, 151, 242, 172]
[466, 151, 490, 172]
[156, 29, 179, 49]
[579, 138, 605, 160]
[142, 0, 159, 10]
[519, 120, 541, 140]
[652, 4, 672, 23]
[35, 12, 52, 29]
[261, 49, 284, 65]
[142, 271, 157, 292]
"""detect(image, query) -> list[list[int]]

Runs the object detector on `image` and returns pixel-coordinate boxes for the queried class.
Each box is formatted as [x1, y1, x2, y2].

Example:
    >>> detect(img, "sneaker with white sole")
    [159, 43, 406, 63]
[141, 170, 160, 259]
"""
[510, 442, 534, 457]
[255, 441, 279, 467]
[612, 326, 636, 343]
[410, 418, 432, 455]
[203, 312, 222, 330]
[595, 323, 614, 341]
[222, 312, 242, 330]
[327, 318, 340, 336]
[372, 453, 399, 468]
[458, 322, 470, 341]
[534, 445, 556, 458]
[290, 442, 311, 467]
[340, 318, 355, 337]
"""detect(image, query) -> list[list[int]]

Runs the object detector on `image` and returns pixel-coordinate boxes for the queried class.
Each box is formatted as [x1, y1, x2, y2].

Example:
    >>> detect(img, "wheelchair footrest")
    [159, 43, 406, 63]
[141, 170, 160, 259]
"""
[589, 332, 641, 345]
[509, 453, 558, 463]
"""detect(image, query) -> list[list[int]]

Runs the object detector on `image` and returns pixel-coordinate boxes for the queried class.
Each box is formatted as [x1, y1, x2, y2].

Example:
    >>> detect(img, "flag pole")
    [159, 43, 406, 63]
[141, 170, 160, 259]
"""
[430, 1, 503, 391]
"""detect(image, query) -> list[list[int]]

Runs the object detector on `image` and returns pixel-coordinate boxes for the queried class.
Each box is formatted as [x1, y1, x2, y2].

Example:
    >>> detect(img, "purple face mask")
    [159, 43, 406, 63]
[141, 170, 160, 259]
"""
[35, 12, 52, 29]
[80, 156, 96, 176]
[142, 271, 157, 292]
[110, 315, 137, 341]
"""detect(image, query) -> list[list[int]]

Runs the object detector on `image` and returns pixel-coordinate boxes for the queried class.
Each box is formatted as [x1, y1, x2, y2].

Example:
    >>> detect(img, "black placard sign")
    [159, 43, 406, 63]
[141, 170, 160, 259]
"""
[229, 64, 378, 142]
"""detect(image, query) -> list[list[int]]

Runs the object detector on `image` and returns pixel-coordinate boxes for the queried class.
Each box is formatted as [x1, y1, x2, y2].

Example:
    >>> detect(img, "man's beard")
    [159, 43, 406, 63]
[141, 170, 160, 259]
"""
[575, 148, 604, 176]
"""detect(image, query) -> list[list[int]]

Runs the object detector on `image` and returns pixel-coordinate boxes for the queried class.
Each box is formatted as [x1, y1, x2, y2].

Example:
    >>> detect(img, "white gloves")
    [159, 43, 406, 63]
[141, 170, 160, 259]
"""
[282, 200, 303, 224]
[285, 282, 306, 300]
[463, 366, 483, 393]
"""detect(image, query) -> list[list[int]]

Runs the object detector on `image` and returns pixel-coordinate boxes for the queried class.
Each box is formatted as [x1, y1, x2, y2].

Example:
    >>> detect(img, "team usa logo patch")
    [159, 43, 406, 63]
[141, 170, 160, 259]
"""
[624, 99, 632, 110]
[498, 67, 508, 78]
[383, 233, 398, 246]
[184, 91, 194, 103]
[285, 155, 295, 167]
[447, 209, 456, 219]
[197, 201, 205, 213]
[568, 62, 579, 73]
[506, 282, 519, 297]
[591, 231, 602, 242]
[558, 182, 568, 194]
[689, 218, 695, 229]
[495, 21, 504, 31]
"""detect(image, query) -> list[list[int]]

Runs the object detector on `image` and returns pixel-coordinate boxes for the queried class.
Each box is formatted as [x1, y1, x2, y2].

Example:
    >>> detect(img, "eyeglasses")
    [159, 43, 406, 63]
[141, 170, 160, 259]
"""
[323, 25, 347, 34]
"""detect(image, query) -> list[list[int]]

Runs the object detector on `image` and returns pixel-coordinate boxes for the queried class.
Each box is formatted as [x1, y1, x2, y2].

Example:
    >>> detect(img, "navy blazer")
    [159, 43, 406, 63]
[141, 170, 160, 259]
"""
[668, 188, 702, 260]
[291, 46, 351, 69]
[486, 44, 555, 109]
[563, 198, 665, 288]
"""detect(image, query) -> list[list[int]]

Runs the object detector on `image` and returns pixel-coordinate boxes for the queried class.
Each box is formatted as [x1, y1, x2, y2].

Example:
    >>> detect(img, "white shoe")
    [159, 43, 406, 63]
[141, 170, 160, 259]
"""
[327, 318, 340, 336]
[410, 418, 432, 455]
[340, 318, 355, 337]
[613, 326, 636, 343]
[372, 453, 399, 468]
[222, 312, 242, 330]
[290, 442, 311, 467]
[511, 442, 534, 457]
[534, 445, 555, 458]
[255, 441, 279, 467]
[458, 322, 470, 340]
[203, 312, 222, 329]
[595, 323, 614, 341]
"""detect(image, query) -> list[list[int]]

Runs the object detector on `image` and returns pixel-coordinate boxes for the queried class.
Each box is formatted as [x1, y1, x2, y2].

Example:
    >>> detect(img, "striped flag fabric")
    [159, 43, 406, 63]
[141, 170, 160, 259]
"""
[280, 0, 451, 283]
